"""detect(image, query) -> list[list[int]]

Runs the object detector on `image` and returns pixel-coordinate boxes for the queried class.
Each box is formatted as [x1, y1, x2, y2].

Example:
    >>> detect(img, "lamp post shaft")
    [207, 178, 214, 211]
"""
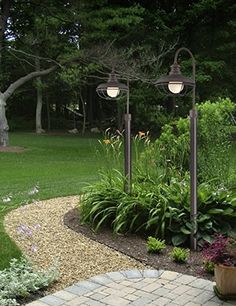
[190, 108, 197, 251]
[124, 78, 131, 193]
[124, 113, 131, 193]
[190, 57, 197, 251]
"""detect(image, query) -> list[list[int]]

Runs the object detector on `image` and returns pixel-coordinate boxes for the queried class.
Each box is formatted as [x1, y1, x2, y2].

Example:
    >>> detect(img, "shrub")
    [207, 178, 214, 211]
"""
[197, 98, 235, 184]
[135, 98, 235, 186]
[147, 237, 166, 253]
[169, 247, 189, 263]
[202, 234, 236, 266]
[0, 257, 59, 305]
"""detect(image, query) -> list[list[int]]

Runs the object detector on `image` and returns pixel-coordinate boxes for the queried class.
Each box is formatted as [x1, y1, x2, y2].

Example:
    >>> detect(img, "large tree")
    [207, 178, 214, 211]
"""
[0, 0, 80, 144]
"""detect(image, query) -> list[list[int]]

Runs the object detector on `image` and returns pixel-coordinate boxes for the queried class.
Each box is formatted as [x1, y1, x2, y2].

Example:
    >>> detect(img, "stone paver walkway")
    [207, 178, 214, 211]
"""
[26, 269, 236, 306]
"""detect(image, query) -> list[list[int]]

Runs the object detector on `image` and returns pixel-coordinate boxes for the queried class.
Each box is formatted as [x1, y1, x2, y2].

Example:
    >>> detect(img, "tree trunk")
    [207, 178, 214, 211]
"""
[46, 95, 51, 131]
[36, 81, 44, 133]
[35, 58, 44, 133]
[79, 92, 86, 135]
[0, 94, 9, 146]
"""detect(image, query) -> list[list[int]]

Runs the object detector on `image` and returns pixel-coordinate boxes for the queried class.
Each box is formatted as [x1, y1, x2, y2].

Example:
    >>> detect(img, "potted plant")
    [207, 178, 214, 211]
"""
[202, 233, 236, 300]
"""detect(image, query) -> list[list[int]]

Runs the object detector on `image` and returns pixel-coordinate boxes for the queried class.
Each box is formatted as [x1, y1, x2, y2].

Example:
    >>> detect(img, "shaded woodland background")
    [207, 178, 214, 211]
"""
[1, 0, 236, 134]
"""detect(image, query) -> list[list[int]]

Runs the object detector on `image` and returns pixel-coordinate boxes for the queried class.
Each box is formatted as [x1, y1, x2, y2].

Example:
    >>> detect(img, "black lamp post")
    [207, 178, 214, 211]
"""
[155, 47, 197, 251]
[96, 70, 131, 193]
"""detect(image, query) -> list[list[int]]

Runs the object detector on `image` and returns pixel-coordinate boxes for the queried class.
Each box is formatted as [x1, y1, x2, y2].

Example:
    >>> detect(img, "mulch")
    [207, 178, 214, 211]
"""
[64, 208, 213, 281]
[0, 146, 28, 153]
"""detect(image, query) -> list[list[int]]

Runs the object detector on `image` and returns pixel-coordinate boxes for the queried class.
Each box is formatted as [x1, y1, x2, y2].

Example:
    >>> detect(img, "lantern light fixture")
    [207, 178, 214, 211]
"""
[96, 70, 128, 100]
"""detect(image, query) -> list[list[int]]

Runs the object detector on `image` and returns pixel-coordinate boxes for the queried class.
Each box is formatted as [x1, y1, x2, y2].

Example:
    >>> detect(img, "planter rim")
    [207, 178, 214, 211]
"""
[216, 264, 236, 269]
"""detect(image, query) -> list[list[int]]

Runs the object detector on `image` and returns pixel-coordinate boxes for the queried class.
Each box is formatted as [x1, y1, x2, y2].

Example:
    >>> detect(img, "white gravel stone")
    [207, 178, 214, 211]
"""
[4, 196, 146, 293]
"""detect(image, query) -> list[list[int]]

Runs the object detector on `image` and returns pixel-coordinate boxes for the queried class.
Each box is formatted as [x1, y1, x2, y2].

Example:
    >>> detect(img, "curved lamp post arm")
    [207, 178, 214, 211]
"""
[174, 47, 196, 110]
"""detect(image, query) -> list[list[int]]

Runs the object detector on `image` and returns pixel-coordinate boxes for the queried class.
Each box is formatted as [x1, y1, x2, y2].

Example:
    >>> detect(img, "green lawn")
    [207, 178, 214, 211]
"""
[0, 132, 102, 269]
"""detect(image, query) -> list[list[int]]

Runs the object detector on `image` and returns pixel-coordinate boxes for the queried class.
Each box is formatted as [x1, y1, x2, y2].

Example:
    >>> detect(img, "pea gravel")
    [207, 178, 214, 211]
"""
[4, 196, 146, 293]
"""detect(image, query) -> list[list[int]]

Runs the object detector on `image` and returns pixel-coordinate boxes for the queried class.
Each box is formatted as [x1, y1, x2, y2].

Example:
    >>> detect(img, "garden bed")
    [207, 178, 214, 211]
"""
[64, 207, 213, 281]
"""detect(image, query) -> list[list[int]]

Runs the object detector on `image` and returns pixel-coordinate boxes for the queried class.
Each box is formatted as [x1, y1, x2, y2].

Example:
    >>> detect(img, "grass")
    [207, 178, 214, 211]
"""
[0, 132, 235, 270]
[0, 132, 103, 269]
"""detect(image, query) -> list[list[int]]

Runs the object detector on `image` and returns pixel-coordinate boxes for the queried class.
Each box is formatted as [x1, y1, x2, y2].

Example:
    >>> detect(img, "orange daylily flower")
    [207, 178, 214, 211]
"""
[103, 139, 111, 144]
[138, 131, 145, 137]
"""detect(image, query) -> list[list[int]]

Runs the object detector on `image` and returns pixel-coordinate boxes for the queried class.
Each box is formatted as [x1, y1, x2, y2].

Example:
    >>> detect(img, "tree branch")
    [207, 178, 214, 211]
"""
[8, 50, 35, 68]
[8, 47, 63, 67]
[3, 65, 58, 100]
[2, 55, 82, 100]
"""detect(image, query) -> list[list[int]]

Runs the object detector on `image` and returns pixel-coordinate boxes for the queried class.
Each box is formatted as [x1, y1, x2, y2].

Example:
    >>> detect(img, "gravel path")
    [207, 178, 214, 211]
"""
[4, 196, 146, 293]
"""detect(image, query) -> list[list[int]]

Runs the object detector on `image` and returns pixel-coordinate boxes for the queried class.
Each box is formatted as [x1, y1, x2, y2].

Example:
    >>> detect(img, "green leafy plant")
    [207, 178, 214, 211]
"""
[169, 247, 189, 263]
[147, 237, 166, 253]
[80, 171, 236, 245]
[0, 257, 59, 305]
[80, 100, 236, 246]
[197, 98, 235, 185]
[204, 260, 215, 274]
[202, 234, 236, 266]
[80, 170, 125, 232]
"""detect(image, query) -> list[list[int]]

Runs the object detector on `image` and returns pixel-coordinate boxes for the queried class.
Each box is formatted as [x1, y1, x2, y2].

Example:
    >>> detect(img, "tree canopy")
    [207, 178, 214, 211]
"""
[0, 0, 235, 138]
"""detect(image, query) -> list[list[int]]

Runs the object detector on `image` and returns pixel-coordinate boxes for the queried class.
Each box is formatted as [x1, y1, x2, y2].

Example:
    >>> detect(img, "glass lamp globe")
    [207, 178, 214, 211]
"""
[168, 81, 184, 94]
[107, 87, 120, 98]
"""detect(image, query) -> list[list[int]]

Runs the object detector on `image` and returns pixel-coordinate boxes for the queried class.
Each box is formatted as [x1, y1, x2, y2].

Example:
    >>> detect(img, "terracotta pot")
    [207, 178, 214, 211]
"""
[214, 264, 236, 297]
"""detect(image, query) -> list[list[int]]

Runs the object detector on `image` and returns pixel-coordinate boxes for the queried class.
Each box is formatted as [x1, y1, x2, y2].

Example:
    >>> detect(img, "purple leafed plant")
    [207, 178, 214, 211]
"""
[202, 234, 236, 266]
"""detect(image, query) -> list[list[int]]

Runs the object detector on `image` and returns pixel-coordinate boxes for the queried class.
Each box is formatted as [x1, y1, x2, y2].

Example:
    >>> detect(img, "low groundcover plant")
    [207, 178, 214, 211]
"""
[169, 247, 189, 263]
[147, 237, 166, 253]
[0, 257, 59, 306]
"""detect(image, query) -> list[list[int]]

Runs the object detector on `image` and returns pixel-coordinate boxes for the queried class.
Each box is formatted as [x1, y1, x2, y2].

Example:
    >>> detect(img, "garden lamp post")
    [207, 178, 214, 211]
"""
[96, 70, 131, 193]
[155, 47, 197, 251]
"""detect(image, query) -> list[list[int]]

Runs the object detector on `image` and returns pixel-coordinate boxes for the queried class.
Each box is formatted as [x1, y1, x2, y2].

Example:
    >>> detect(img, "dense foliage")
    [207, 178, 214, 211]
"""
[80, 99, 236, 246]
